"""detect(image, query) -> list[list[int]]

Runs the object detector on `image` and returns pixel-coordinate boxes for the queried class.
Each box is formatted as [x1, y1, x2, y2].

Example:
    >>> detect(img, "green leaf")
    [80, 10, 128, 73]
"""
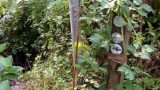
[0, 43, 7, 53]
[0, 62, 4, 72]
[133, 0, 142, 6]
[133, 43, 141, 49]
[118, 64, 135, 80]
[137, 9, 147, 17]
[100, 40, 109, 51]
[123, 0, 133, 6]
[0, 29, 4, 36]
[79, 16, 90, 21]
[100, 0, 116, 9]
[125, 80, 134, 90]
[140, 4, 153, 13]
[116, 84, 124, 90]
[75, 64, 82, 69]
[47, 0, 61, 9]
[134, 84, 143, 90]
[0, 56, 12, 67]
[99, 67, 107, 73]
[140, 52, 151, 60]
[89, 33, 104, 44]
[119, 5, 130, 18]
[5, 66, 23, 75]
[6, 55, 13, 64]
[0, 80, 11, 90]
[143, 45, 157, 53]
[87, 59, 98, 68]
[1, 73, 18, 80]
[127, 45, 136, 54]
[125, 20, 133, 31]
[113, 16, 126, 27]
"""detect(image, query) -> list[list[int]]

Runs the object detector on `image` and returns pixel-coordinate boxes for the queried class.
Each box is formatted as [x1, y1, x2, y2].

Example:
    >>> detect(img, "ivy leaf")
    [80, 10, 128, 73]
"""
[140, 52, 151, 60]
[133, 0, 142, 6]
[0, 43, 7, 53]
[89, 33, 103, 44]
[79, 16, 90, 21]
[133, 43, 141, 49]
[143, 45, 157, 53]
[123, 0, 133, 6]
[0, 80, 11, 90]
[1, 73, 18, 80]
[0, 29, 4, 36]
[137, 9, 147, 17]
[116, 84, 124, 90]
[6, 55, 13, 64]
[113, 16, 126, 27]
[119, 5, 130, 18]
[118, 64, 135, 80]
[0, 62, 4, 72]
[100, 40, 109, 51]
[134, 85, 143, 90]
[140, 4, 153, 13]
[127, 45, 136, 54]
[0, 56, 12, 67]
[99, 67, 107, 73]
[47, 0, 61, 9]
[125, 21, 133, 31]
[100, 0, 116, 9]
[125, 80, 134, 90]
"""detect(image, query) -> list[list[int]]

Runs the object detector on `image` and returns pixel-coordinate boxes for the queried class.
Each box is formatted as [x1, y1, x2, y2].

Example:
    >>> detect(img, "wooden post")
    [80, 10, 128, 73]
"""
[69, 0, 80, 89]
[107, 15, 130, 90]
[107, 26, 125, 90]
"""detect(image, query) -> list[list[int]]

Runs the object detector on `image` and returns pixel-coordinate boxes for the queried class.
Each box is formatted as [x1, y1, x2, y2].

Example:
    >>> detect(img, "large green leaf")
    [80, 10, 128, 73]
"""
[137, 9, 147, 17]
[133, 0, 142, 6]
[1, 73, 18, 80]
[0, 43, 7, 53]
[0, 56, 12, 67]
[140, 4, 153, 13]
[0, 62, 4, 72]
[140, 52, 151, 60]
[89, 33, 104, 44]
[134, 84, 143, 90]
[0, 80, 11, 90]
[100, 0, 116, 9]
[127, 45, 136, 54]
[125, 80, 134, 90]
[119, 5, 130, 18]
[113, 16, 126, 27]
[100, 40, 109, 51]
[116, 84, 124, 90]
[0, 29, 4, 36]
[143, 45, 157, 53]
[118, 64, 135, 80]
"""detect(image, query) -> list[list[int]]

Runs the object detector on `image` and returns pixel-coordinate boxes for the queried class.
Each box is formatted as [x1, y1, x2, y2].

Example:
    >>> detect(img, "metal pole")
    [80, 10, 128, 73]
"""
[69, 0, 80, 89]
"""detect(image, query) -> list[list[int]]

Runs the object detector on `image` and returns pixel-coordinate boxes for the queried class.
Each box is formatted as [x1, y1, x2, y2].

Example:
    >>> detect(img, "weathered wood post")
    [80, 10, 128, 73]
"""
[69, 0, 80, 89]
[107, 15, 130, 90]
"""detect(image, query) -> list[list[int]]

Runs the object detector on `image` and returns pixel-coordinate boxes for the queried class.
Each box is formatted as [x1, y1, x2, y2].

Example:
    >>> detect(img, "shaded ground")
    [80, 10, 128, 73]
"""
[11, 80, 26, 90]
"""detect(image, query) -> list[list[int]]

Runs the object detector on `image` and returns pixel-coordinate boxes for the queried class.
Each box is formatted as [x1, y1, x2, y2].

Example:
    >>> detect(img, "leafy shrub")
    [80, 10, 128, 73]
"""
[0, 43, 23, 90]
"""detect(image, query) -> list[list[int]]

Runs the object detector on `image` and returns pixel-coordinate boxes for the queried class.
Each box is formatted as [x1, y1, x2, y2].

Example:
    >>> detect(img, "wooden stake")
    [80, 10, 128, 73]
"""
[107, 15, 130, 89]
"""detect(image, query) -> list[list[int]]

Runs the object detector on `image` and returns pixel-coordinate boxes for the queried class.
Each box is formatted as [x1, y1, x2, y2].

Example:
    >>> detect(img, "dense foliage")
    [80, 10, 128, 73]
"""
[0, 0, 159, 90]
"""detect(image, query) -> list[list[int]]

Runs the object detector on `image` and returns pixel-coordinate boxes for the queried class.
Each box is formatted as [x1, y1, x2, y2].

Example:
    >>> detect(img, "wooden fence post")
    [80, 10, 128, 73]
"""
[107, 15, 130, 90]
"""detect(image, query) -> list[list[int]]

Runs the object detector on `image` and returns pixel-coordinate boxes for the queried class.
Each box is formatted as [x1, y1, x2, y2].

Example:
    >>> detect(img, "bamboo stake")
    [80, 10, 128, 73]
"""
[69, 0, 80, 89]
